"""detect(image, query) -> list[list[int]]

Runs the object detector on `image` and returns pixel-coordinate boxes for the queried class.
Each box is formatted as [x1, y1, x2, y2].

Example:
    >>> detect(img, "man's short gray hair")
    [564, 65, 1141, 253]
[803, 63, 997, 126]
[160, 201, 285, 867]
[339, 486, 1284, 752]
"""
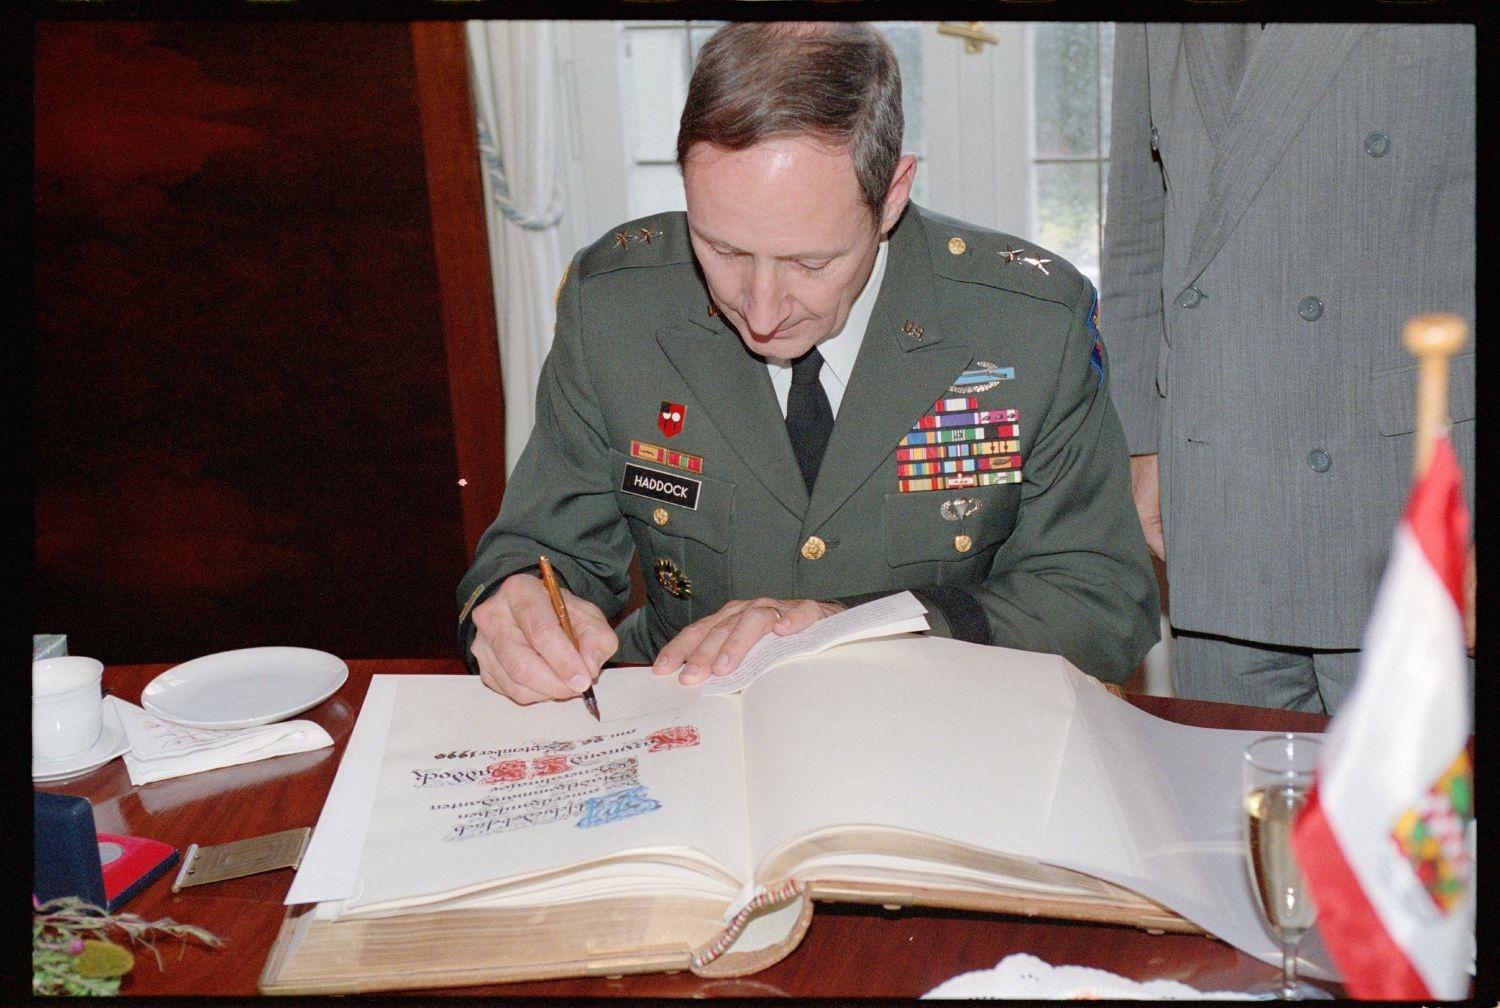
[676, 22, 904, 226]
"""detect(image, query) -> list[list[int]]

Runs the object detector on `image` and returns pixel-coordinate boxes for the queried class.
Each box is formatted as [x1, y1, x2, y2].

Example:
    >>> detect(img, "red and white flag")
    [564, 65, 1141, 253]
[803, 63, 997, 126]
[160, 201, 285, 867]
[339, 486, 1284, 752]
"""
[1292, 436, 1474, 1000]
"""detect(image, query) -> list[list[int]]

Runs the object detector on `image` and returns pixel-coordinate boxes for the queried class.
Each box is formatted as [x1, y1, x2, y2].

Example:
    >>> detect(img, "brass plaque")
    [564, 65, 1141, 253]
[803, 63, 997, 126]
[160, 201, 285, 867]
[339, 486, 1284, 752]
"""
[171, 827, 312, 891]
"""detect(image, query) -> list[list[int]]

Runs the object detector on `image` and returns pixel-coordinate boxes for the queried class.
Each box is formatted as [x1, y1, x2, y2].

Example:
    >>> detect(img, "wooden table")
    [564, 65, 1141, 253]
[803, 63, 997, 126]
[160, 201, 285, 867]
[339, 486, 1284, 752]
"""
[36, 658, 1337, 998]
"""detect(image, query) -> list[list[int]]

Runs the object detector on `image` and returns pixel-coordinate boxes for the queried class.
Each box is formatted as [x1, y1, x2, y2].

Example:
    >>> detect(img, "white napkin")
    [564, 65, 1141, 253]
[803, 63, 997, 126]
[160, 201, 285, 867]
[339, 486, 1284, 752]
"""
[107, 695, 334, 785]
[922, 953, 1271, 999]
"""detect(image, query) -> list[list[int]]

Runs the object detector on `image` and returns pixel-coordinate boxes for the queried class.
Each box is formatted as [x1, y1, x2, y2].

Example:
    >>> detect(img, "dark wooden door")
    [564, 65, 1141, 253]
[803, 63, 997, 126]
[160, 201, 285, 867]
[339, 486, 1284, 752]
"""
[33, 21, 502, 664]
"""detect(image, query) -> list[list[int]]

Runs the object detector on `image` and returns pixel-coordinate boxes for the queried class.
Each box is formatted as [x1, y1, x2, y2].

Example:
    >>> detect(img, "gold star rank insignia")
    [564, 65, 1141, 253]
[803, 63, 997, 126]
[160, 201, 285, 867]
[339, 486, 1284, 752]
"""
[613, 230, 633, 250]
[637, 226, 661, 245]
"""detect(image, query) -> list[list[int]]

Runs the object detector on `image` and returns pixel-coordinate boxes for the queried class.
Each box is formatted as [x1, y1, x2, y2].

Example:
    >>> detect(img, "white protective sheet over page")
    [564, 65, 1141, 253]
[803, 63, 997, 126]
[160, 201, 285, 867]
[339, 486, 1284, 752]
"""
[1043, 670, 1336, 980]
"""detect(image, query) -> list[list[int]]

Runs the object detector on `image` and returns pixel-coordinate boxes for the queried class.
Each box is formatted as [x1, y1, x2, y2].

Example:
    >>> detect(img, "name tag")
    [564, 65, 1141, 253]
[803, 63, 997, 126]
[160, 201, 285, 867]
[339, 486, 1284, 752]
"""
[621, 463, 701, 510]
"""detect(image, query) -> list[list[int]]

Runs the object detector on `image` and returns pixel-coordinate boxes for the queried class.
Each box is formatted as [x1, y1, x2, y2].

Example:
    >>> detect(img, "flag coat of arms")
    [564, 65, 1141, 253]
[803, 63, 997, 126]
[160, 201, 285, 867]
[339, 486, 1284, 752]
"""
[1292, 436, 1473, 1000]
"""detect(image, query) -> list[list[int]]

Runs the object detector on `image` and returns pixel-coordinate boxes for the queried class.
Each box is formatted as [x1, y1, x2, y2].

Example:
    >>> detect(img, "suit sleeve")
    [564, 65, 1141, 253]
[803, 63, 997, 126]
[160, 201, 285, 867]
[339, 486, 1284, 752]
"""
[455, 254, 636, 655]
[945, 279, 1160, 683]
[1098, 23, 1166, 456]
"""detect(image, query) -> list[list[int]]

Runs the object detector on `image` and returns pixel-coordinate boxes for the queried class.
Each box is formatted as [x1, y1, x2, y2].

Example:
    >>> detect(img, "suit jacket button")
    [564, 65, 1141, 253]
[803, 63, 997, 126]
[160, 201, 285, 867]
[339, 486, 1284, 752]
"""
[1298, 296, 1324, 321]
[800, 536, 827, 560]
[1307, 449, 1332, 473]
[1176, 286, 1203, 308]
[947, 236, 967, 256]
[652, 508, 669, 526]
[1363, 131, 1390, 158]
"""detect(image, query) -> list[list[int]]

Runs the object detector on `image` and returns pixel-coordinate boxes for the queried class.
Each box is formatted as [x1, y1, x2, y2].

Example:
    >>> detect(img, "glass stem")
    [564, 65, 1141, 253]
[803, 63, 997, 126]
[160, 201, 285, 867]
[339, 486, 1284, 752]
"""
[1279, 935, 1300, 999]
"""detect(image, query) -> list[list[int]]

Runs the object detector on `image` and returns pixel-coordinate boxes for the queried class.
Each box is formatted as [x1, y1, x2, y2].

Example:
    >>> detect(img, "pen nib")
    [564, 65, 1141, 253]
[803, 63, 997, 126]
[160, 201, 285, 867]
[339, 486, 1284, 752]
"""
[583, 689, 600, 721]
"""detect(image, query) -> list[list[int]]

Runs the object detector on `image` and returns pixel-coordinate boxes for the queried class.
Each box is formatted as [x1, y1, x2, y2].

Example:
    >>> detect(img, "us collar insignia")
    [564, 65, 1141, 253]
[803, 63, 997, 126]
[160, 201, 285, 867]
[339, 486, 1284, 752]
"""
[948, 361, 1015, 395]
[902, 319, 925, 341]
[653, 557, 693, 599]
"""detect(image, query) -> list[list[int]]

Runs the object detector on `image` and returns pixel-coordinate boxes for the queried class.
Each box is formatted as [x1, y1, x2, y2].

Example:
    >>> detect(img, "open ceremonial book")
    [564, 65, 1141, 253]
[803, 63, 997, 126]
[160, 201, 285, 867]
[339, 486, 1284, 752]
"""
[261, 625, 1332, 995]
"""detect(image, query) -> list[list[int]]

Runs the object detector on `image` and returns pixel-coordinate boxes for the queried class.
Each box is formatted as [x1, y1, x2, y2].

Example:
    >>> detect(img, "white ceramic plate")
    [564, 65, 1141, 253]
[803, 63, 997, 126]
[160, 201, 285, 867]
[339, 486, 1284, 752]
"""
[34, 703, 130, 782]
[140, 646, 348, 730]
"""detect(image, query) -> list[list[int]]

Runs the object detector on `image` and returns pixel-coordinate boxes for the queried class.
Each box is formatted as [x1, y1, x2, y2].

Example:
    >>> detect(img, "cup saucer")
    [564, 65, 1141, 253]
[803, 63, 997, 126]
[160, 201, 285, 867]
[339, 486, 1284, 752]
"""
[33, 706, 129, 783]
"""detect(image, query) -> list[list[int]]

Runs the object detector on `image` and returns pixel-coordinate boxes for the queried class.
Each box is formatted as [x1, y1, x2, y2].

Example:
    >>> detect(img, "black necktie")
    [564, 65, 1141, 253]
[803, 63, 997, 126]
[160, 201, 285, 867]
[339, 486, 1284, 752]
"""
[786, 348, 834, 493]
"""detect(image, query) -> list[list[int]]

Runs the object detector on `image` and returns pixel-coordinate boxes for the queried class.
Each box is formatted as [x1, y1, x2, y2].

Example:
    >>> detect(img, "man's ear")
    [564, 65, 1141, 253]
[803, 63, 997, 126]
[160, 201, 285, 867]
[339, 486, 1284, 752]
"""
[879, 154, 918, 236]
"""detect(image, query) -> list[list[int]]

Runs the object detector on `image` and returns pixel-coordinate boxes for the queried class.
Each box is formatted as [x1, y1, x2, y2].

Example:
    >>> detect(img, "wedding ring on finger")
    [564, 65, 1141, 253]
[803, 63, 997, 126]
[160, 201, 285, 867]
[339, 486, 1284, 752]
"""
[765, 606, 785, 621]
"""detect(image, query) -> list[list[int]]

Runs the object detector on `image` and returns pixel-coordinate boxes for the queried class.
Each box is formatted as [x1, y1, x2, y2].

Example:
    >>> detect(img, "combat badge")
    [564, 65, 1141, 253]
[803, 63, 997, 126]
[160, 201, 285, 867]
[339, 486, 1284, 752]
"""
[948, 361, 1014, 395]
[653, 557, 693, 599]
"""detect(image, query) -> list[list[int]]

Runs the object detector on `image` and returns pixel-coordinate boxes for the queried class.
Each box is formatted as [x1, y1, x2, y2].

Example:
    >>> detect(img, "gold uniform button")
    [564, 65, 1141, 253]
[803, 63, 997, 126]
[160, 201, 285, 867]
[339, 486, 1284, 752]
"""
[800, 536, 827, 561]
[947, 236, 967, 256]
[652, 507, 669, 526]
[954, 534, 973, 554]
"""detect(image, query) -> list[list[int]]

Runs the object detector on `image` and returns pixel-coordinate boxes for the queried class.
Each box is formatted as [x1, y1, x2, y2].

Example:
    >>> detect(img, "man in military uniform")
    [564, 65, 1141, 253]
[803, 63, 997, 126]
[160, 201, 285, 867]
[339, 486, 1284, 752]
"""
[459, 21, 1157, 705]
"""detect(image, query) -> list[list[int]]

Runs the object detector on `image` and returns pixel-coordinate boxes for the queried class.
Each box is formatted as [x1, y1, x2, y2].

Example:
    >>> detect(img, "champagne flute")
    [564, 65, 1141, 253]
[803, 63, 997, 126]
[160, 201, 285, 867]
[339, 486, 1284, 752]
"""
[1243, 734, 1330, 999]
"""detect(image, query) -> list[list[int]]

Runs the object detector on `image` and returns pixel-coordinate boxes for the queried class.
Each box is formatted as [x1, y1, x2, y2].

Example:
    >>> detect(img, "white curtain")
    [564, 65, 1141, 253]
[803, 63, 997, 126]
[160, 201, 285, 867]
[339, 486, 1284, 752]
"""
[465, 21, 565, 475]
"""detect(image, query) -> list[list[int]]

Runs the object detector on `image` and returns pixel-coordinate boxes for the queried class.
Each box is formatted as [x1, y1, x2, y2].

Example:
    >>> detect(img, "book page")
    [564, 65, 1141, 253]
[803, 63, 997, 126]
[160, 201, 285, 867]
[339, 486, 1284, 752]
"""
[1040, 685, 1336, 979]
[336, 676, 752, 918]
[698, 592, 930, 696]
[732, 635, 1333, 979]
[737, 636, 1078, 875]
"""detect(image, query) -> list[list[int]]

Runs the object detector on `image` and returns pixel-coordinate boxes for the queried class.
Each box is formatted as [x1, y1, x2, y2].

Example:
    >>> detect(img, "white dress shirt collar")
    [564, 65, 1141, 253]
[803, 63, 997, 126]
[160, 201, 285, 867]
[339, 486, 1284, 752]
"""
[767, 239, 889, 418]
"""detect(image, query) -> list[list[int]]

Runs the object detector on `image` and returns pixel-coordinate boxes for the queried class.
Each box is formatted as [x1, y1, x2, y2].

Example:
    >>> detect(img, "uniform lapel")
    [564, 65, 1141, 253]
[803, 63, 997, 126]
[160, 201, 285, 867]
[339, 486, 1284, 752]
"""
[1183, 24, 1366, 283]
[805, 211, 974, 531]
[656, 313, 809, 519]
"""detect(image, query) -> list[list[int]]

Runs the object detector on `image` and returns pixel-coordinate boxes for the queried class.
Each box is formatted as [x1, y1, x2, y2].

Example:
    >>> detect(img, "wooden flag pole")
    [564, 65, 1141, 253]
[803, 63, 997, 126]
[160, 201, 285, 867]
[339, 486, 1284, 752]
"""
[1400, 313, 1467, 477]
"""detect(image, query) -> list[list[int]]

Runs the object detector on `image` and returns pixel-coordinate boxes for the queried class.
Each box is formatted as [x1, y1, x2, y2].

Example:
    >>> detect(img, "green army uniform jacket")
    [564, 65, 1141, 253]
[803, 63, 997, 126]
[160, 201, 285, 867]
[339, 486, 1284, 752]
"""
[459, 204, 1158, 683]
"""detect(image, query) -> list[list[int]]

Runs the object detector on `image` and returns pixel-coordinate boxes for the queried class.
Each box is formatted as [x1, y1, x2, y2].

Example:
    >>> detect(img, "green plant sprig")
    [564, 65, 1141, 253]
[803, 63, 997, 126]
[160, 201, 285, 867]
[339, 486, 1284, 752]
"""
[33, 896, 222, 996]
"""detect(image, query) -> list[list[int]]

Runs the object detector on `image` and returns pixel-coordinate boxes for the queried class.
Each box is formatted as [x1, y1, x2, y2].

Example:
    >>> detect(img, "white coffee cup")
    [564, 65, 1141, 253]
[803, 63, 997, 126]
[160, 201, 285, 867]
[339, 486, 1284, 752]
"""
[33, 656, 104, 763]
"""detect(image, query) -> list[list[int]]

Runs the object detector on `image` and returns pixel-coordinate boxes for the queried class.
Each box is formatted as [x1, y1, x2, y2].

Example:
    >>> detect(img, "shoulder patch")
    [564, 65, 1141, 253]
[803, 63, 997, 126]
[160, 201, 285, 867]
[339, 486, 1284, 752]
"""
[1086, 289, 1106, 387]
[553, 259, 572, 307]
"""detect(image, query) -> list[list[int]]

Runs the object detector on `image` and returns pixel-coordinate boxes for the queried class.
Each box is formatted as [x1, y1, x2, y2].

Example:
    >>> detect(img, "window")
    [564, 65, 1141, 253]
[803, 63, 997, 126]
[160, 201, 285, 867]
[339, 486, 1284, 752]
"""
[614, 20, 938, 217]
[1029, 22, 1113, 284]
[601, 21, 1113, 284]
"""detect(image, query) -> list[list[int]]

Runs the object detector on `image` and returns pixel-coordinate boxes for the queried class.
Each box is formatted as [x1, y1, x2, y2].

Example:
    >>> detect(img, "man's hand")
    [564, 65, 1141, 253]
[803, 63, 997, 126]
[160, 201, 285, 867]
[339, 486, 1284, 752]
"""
[652, 597, 844, 685]
[469, 572, 618, 704]
[1129, 453, 1166, 562]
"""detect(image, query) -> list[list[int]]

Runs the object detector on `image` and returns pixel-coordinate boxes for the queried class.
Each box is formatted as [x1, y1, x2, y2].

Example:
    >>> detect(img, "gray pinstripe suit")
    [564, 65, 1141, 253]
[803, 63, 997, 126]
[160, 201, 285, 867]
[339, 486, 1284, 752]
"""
[1100, 23, 1474, 707]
